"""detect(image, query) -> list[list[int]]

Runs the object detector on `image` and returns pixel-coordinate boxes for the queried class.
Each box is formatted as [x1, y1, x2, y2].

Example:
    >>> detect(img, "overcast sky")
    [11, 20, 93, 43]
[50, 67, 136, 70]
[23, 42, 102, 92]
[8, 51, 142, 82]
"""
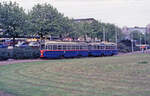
[1, 0, 150, 27]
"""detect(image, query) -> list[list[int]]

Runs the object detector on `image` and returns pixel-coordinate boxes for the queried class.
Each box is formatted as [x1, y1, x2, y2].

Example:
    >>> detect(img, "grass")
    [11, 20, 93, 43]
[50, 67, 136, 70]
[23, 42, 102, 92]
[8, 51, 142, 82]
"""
[0, 54, 150, 96]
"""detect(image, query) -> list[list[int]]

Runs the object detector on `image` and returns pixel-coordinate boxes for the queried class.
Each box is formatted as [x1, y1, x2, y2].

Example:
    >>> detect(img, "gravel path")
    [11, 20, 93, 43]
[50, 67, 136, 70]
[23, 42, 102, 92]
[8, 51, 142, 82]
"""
[0, 59, 43, 66]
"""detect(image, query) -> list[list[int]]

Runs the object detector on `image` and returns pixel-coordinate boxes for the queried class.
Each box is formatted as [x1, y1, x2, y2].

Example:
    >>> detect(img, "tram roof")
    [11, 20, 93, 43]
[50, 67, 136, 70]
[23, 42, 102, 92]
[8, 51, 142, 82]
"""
[44, 41, 117, 46]
[89, 42, 117, 45]
[45, 41, 88, 45]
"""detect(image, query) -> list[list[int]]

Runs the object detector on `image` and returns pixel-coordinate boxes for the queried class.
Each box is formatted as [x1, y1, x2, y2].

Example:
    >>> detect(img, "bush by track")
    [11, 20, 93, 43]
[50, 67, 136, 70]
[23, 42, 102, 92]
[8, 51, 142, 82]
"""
[0, 47, 40, 61]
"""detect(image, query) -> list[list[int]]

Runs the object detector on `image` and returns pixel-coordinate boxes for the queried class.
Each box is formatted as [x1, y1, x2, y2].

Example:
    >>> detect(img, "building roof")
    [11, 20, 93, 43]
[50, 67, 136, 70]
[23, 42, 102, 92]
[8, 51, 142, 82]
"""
[73, 18, 96, 22]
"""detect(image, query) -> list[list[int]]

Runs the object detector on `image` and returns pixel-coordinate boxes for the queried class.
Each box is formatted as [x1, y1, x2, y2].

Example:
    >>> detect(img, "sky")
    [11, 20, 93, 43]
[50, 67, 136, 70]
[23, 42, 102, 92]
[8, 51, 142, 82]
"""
[1, 0, 150, 27]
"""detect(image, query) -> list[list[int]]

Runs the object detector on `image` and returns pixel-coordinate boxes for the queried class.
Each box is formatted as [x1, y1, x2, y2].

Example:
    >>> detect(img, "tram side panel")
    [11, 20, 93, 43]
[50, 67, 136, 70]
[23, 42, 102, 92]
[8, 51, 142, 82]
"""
[44, 50, 64, 58]
[88, 45, 105, 56]
[77, 45, 88, 57]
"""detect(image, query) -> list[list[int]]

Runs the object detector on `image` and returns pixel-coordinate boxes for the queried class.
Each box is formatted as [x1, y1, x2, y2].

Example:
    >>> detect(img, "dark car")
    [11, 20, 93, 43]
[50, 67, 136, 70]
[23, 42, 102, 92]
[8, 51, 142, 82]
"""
[0, 44, 8, 48]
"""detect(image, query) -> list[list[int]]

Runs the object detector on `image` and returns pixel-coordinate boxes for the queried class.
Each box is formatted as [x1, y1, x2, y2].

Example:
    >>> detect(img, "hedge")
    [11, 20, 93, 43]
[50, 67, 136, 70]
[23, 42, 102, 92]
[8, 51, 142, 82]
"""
[0, 49, 9, 60]
[0, 47, 40, 61]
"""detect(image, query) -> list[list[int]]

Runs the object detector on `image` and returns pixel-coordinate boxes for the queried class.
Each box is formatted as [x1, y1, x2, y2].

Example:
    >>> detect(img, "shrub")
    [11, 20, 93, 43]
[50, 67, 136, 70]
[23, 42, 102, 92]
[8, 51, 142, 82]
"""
[0, 47, 40, 60]
[12, 47, 40, 59]
[0, 48, 9, 61]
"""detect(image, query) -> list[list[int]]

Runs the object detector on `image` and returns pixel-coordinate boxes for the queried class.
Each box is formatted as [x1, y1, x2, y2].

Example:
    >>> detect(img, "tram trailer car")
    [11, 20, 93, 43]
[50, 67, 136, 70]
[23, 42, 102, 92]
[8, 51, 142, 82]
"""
[40, 41, 118, 58]
[88, 42, 118, 56]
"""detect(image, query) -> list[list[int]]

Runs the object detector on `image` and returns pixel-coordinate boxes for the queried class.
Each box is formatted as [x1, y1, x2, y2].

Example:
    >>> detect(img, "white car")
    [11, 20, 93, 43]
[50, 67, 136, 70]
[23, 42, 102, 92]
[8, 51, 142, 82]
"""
[15, 42, 28, 47]
[28, 42, 40, 47]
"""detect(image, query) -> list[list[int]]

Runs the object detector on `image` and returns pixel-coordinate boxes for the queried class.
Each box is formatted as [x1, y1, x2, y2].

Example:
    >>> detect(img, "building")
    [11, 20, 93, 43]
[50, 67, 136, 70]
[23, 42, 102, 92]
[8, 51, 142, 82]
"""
[122, 26, 149, 40]
[146, 24, 150, 33]
[73, 18, 96, 24]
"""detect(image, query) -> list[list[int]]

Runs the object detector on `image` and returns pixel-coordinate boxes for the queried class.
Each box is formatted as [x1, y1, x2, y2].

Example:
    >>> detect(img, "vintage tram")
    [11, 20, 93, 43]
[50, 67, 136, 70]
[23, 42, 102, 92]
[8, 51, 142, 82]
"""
[40, 41, 118, 58]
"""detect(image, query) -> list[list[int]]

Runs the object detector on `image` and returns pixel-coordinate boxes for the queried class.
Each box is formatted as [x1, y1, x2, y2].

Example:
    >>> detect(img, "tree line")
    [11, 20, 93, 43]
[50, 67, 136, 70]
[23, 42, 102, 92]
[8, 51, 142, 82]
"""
[0, 1, 125, 45]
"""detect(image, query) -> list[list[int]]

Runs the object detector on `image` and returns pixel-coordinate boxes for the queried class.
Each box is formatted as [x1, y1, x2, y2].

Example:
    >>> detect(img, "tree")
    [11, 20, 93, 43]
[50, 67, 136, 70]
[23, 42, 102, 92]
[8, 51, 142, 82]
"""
[73, 22, 92, 41]
[130, 30, 145, 44]
[90, 20, 103, 40]
[0, 1, 27, 46]
[28, 4, 72, 40]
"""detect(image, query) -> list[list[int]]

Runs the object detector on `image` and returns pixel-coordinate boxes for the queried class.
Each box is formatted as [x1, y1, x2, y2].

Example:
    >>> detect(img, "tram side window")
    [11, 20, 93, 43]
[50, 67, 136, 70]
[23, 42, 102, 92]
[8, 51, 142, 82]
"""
[88, 45, 92, 50]
[76, 45, 80, 50]
[58, 45, 62, 50]
[63, 45, 66, 50]
[47, 45, 53, 50]
[111, 46, 116, 49]
[97, 45, 99, 49]
[83, 45, 88, 50]
[99, 46, 105, 49]
[93, 45, 98, 50]
[91, 45, 94, 50]
[53, 45, 57, 50]
[70, 45, 73, 50]
[72, 45, 76, 50]
[80, 45, 83, 50]
[82, 46, 85, 50]
[106, 46, 110, 49]
[66, 45, 71, 50]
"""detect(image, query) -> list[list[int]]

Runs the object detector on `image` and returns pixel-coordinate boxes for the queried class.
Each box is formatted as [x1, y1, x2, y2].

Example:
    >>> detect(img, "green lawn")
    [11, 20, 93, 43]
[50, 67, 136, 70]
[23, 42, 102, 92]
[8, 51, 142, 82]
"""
[0, 54, 150, 96]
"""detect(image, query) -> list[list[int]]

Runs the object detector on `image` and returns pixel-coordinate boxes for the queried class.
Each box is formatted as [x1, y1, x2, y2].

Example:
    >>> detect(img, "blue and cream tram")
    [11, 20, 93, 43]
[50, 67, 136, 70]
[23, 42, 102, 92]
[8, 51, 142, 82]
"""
[40, 41, 118, 58]
[40, 41, 89, 58]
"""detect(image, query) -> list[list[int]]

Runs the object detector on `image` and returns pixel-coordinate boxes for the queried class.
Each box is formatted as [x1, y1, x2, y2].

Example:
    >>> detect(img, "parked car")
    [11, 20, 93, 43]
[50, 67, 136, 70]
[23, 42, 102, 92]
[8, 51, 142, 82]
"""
[3, 39, 17, 46]
[0, 44, 8, 48]
[15, 42, 28, 47]
[28, 42, 40, 47]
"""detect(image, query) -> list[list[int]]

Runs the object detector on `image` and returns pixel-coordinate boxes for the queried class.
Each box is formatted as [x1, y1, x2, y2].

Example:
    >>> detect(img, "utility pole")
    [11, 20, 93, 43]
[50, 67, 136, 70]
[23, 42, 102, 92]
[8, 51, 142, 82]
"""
[145, 29, 147, 50]
[131, 33, 134, 52]
[103, 27, 105, 42]
[140, 33, 142, 51]
[115, 27, 118, 46]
